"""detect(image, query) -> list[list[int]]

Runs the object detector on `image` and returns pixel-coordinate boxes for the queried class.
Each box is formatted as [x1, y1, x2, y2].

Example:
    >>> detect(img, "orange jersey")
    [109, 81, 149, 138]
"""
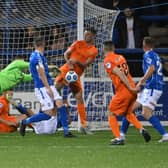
[104, 52, 135, 93]
[0, 96, 17, 132]
[68, 40, 98, 75]
[0, 96, 10, 119]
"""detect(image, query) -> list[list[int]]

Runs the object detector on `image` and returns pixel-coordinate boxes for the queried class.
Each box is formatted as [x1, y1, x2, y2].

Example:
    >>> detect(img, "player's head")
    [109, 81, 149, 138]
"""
[103, 40, 115, 53]
[34, 36, 45, 50]
[84, 27, 96, 43]
[13, 55, 25, 60]
[3, 90, 13, 101]
[143, 36, 155, 51]
[124, 8, 133, 18]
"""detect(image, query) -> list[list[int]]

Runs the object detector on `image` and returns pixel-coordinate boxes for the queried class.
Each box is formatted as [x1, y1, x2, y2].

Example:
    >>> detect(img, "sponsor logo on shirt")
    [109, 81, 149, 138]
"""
[105, 62, 111, 69]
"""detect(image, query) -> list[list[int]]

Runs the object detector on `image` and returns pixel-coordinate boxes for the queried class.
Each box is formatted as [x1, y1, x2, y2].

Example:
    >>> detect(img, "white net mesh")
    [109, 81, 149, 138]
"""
[0, 0, 119, 130]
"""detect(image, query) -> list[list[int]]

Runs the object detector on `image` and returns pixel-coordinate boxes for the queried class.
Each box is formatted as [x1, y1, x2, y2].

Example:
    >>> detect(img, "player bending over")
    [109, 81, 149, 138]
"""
[103, 41, 151, 145]
[120, 37, 168, 143]
[19, 37, 74, 138]
[0, 56, 32, 94]
[55, 28, 98, 134]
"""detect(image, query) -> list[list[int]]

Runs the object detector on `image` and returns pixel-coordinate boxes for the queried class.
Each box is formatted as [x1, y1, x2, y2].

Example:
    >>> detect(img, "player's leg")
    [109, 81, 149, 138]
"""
[141, 89, 168, 142]
[32, 116, 58, 134]
[19, 87, 55, 136]
[108, 96, 125, 145]
[120, 101, 141, 139]
[52, 86, 75, 138]
[11, 100, 34, 117]
[70, 81, 92, 134]
[126, 112, 151, 142]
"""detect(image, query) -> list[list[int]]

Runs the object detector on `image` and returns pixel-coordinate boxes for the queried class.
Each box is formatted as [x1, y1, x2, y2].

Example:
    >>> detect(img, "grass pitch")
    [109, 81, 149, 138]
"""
[0, 127, 168, 168]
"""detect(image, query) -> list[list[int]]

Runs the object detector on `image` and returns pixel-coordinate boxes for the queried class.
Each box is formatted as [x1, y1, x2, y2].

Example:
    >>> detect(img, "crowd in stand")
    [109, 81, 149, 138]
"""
[0, 0, 167, 76]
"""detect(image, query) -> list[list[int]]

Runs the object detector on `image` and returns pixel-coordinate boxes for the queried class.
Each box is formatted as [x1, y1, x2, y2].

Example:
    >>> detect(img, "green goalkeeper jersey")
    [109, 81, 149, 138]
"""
[0, 59, 32, 93]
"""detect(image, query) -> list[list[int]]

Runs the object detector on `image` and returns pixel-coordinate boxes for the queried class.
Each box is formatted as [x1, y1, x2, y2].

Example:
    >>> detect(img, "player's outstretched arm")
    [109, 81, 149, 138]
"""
[48, 65, 61, 77]
[138, 65, 155, 85]
[64, 49, 74, 70]
[22, 74, 32, 82]
[15, 60, 30, 69]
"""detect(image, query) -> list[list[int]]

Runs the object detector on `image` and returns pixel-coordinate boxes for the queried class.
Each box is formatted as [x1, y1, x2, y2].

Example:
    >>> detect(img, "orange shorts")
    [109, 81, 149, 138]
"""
[109, 89, 136, 116]
[55, 63, 83, 94]
[0, 116, 17, 133]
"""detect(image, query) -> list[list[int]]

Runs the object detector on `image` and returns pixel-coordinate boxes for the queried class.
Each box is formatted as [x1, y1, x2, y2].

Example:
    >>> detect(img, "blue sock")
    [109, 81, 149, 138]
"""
[57, 116, 62, 129]
[148, 116, 167, 135]
[15, 104, 28, 114]
[23, 111, 51, 125]
[58, 106, 69, 135]
[120, 117, 130, 134]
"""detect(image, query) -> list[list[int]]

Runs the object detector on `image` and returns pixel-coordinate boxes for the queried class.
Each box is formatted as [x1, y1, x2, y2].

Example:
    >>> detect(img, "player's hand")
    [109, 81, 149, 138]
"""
[70, 60, 86, 70]
[136, 80, 145, 92]
[46, 87, 54, 99]
[7, 121, 17, 127]
[67, 60, 74, 70]
[128, 86, 139, 93]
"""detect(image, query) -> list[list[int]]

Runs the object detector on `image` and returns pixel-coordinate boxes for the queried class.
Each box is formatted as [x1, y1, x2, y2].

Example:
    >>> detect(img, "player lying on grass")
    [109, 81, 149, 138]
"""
[19, 37, 74, 138]
[0, 89, 71, 135]
[55, 27, 98, 134]
[0, 90, 27, 133]
[120, 37, 168, 143]
[103, 41, 151, 145]
[0, 55, 32, 94]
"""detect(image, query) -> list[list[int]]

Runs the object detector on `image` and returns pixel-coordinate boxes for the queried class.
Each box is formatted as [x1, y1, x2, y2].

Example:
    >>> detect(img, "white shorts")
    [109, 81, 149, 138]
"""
[32, 116, 57, 134]
[137, 88, 162, 110]
[35, 85, 62, 111]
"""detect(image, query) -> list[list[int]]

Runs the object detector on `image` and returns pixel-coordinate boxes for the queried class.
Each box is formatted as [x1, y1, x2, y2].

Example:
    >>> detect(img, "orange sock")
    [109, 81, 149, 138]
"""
[77, 103, 86, 128]
[126, 113, 143, 130]
[108, 116, 120, 138]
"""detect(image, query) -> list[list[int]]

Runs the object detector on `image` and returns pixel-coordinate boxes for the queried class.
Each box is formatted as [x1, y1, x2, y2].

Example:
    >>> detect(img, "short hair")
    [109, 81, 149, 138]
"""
[143, 36, 155, 47]
[85, 27, 97, 35]
[34, 36, 45, 47]
[103, 40, 115, 48]
[13, 55, 24, 59]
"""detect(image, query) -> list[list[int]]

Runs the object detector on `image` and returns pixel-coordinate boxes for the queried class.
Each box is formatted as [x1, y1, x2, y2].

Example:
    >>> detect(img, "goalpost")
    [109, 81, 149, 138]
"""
[0, 0, 167, 130]
[0, 0, 125, 130]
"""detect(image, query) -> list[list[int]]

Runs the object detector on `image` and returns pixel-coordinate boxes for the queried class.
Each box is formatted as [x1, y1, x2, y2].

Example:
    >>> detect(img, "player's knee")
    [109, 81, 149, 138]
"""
[75, 92, 83, 103]
[55, 82, 63, 91]
[55, 99, 64, 108]
[45, 110, 55, 116]
[142, 108, 153, 120]
[108, 111, 115, 117]
[132, 102, 141, 112]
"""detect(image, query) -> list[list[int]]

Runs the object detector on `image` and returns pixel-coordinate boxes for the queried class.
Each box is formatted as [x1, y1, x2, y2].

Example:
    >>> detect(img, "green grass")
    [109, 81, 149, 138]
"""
[0, 127, 168, 168]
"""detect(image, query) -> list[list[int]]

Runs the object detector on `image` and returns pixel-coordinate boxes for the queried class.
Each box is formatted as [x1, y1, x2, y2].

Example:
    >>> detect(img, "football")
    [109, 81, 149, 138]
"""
[65, 71, 78, 83]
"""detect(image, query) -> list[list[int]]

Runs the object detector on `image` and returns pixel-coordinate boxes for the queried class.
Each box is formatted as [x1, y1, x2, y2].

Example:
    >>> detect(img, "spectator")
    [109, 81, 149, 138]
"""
[114, 8, 148, 48]
[24, 26, 39, 50]
[50, 25, 68, 50]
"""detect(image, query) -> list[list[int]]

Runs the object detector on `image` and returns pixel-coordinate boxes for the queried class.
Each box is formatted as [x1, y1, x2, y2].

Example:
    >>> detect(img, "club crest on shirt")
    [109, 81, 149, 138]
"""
[146, 57, 152, 64]
[0, 103, 3, 108]
[105, 62, 111, 69]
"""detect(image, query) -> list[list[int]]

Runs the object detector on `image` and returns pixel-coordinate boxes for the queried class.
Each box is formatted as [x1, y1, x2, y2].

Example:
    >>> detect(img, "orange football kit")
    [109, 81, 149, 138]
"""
[104, 52, 143, 138]
[0, 96, 17, 132]
[55, 40, 98, 127]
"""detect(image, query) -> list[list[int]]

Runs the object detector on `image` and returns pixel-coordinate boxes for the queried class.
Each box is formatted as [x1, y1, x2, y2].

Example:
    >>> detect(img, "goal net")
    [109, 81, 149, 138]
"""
[0, 0, 119, 130]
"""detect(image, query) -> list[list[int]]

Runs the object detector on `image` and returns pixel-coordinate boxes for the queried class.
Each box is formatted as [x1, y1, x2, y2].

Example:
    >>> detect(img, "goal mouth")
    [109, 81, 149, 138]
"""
[1, 0, 120, 130]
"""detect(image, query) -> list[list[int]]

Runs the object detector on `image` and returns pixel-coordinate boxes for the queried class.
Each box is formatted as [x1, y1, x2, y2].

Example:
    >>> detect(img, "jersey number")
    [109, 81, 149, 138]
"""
[118, 63, 129, 76]
[157, 61, 162, 76]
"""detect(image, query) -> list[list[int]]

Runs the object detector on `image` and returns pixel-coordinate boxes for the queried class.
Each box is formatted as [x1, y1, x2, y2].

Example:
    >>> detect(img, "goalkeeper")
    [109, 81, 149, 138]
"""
[0, 56, 61, 94]
[0, 56, 32, 94]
